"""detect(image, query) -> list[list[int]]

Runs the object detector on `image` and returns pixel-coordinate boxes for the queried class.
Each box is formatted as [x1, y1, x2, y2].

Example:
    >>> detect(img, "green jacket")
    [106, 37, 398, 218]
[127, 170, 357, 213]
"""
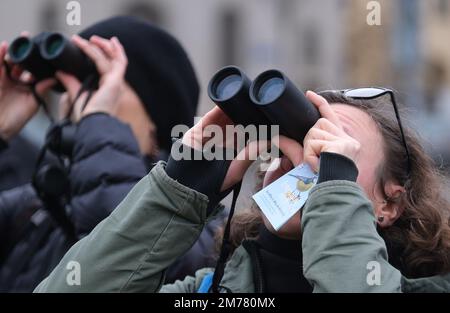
[34, 162, 450, 293]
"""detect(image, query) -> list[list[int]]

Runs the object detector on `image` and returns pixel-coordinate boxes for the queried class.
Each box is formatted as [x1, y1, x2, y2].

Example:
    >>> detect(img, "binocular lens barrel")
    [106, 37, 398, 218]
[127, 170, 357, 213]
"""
[43, 33, 65, 57]
[40, 32, 98, 85]
[209, 66, 247, 102]
[208, 66, 271, 127]
[9, 34, 56, 81]
[8, 32, 99, 92]
[208, 66, 321, 143]
[9, 37, 33, 61]
[250, 70, 320, 143]
[214, 74, 242, 100]
[256, 76, 285, 104]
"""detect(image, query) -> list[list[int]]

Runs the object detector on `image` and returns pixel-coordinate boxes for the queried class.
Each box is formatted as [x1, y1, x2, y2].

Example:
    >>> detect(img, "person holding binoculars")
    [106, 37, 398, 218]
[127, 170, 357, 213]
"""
[34, 64, 450, 292]
[0, 16, 202, 292]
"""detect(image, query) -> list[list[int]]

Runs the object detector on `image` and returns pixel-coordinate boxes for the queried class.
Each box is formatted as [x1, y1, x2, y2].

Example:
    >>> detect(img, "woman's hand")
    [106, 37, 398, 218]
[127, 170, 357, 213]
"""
[57, 35, 128, 122]
[180, 106, 271, 192]
[303, 91, 361, 172]
[0, 39, 54, 140]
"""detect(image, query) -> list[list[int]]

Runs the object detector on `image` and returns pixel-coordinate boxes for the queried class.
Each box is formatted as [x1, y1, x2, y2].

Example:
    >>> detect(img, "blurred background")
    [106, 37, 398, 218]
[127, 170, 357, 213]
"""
[0, 0, 449, 171]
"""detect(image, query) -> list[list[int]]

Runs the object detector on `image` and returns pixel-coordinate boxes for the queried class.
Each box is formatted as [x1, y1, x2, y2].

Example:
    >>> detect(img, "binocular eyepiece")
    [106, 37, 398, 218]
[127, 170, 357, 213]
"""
[9, 32, 99, 91]
[208, 66, 320, 143]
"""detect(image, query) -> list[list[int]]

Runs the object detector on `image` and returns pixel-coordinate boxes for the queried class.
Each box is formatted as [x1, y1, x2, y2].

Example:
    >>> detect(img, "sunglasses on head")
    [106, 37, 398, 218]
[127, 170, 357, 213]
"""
[324, 87, 411, 177]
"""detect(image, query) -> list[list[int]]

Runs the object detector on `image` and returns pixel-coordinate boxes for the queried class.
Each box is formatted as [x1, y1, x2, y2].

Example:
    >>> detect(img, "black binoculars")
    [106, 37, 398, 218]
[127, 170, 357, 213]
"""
[208, 66, 320, 143]
[8, 32, 98, 91]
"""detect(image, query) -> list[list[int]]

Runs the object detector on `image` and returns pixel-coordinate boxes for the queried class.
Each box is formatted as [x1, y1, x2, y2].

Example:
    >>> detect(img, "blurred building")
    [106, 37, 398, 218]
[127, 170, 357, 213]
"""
[418, 0, 450, 168]
[2, 0, 450, 209]
[1, 0, 450, 168]
[421, 0, 450, 109]
[0, 0, 347, 139]
[344, 0, 423, 105]
[344, 0, 395, 87]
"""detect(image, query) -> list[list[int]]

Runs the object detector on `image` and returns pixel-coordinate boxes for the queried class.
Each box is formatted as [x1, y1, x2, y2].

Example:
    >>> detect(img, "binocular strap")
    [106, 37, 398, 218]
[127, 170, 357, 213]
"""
[210, 181, 242, 293]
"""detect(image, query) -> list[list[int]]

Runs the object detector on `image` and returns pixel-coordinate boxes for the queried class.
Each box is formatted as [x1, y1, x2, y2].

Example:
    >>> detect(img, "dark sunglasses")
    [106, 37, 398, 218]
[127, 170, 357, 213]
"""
[326, 87, 412, 177]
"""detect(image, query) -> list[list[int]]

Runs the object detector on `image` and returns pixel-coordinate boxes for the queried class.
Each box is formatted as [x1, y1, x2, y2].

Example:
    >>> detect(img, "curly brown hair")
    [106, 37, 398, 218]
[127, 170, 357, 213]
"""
[322, 91, 450, 278]
[220, 90, 450, 279]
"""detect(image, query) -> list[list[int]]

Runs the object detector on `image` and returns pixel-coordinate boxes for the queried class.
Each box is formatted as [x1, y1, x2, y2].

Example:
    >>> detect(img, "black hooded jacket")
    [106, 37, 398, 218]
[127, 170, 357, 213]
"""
[0, 114, 223, 292]
[0, 16, 205, 291]
[0, 114, 147, 291]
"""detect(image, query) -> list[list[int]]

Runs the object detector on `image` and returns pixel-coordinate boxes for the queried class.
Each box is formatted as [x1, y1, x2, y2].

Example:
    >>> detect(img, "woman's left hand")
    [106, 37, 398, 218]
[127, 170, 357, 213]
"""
[303, 91, 361, 172]
[57, 35, 128, 122]
[0, 38, 55, 140]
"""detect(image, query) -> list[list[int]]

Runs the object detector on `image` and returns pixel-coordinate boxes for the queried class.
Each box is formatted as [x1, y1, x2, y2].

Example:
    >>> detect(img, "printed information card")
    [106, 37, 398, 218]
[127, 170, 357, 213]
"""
[252, 163, 318, 230]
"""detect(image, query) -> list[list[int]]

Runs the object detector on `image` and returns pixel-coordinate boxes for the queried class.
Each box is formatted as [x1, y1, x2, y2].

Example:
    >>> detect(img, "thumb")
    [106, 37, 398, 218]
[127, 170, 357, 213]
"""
[58, 93, 71, 120]
[222, 140, 270, 191]
[55, 71, 81, 100]
[272, 135, 304, 167]
[35, 78, 56, 95]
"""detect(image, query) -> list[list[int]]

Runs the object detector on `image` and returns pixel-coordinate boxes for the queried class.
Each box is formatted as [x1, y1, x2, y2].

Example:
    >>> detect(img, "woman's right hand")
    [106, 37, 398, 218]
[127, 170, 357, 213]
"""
[302, 91, 361, 172]
[178, 106, 271, 192]
[0, 40, 54, 141]
[56, 35, 128, 122]
[180, 106, 310, 192]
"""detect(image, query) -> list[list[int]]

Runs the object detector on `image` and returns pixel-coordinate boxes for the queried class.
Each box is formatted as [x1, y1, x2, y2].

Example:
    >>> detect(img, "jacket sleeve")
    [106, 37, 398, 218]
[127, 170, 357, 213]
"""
[34, 162, 213, 292]
[68, 113, 148, 237]
[165, 209, 227, 283]
[0, 184, 41, 260]
[301, 180, 402, 293]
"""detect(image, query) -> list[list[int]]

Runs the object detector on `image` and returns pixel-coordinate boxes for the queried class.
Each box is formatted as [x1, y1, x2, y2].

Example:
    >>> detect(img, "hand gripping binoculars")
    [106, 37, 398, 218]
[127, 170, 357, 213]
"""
[208, 66, 320, 143]
[8, 32, 99, 91]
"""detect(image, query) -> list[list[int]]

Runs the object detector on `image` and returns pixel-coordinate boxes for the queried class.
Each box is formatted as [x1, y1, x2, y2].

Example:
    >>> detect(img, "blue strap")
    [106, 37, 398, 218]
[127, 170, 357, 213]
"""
[197, 273, 214, 293]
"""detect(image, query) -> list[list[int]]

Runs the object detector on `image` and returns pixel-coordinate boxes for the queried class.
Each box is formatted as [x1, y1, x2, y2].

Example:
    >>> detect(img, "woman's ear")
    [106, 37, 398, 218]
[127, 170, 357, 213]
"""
[374, 181, 406, 227]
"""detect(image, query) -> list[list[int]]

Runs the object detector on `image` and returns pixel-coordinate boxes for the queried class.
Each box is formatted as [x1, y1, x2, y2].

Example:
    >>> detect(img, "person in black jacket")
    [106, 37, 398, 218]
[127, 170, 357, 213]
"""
[0, 135, 40, 192]
[0, 16, 207, 292]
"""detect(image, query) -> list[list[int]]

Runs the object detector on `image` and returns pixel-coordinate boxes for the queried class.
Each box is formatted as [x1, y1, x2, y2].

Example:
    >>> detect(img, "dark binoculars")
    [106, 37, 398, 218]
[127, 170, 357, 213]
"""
[208, 66, 320, 143]
[8, 32, 98, 91]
